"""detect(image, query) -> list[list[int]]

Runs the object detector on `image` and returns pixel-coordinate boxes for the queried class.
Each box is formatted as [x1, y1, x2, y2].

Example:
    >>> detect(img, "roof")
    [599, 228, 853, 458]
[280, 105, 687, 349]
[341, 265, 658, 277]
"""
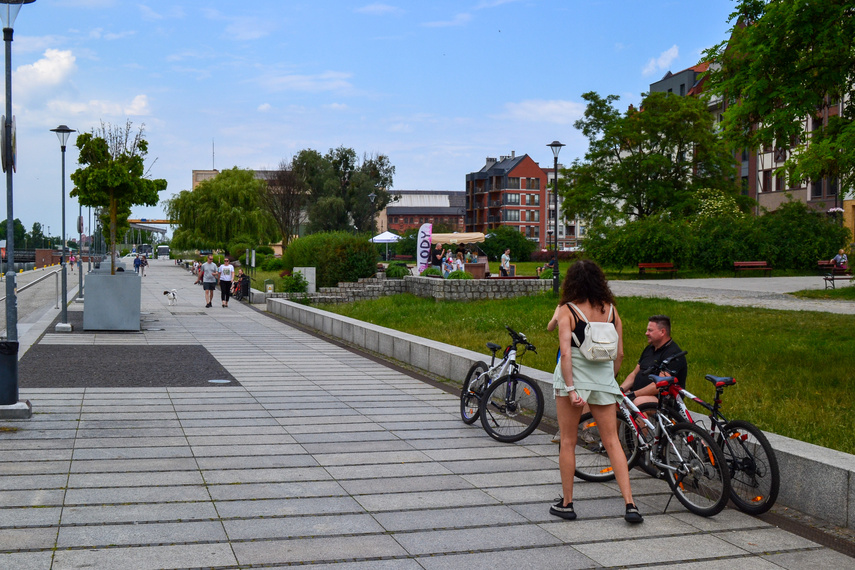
[466, 154, 529, 181]
[389, 191, 464, 209]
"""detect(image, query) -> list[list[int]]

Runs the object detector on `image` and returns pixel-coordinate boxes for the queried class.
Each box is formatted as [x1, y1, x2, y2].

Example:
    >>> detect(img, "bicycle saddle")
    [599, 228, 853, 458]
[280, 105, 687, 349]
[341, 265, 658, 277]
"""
[486, 342, 502, 352]
[705, 375, 736, 387]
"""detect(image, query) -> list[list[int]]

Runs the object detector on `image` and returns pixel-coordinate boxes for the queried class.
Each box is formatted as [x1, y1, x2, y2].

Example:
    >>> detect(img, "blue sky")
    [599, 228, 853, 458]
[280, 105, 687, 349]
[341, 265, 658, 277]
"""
[9, 0, 737, 239]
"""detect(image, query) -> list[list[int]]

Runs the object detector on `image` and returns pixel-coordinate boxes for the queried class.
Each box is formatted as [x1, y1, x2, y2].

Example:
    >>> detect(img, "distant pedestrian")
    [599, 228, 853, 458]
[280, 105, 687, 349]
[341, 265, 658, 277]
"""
[69, 254, 75, 272]
[193, 260, 201, 284]
[218, 257, 235, 307]
[500, 248, 511, 277]
[133, 255, 141, 274]
[200, 254, 219, 308]
[140, 255, 148, 277]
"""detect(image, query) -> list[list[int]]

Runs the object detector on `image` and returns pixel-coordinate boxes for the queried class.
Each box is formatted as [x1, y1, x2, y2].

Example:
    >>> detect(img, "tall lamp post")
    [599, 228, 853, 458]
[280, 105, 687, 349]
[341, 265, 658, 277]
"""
[0, 0, 35, 416]
[51, 124, 74, 332]
[547, 140, 564, 294]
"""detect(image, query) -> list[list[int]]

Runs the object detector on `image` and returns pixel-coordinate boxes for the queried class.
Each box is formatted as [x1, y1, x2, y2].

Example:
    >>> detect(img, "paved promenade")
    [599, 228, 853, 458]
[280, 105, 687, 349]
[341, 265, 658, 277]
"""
[0, 260, 851, 568]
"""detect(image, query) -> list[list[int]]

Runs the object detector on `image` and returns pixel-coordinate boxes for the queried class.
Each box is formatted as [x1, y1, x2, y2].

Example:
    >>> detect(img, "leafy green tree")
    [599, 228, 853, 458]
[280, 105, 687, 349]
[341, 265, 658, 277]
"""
[70, 121, 167, 274]
[0, 218, 26, 245]
[563, 91, 743, 225]
[703, 0, 855, 195]
[481, 225, 537, 262]
[166, 167, 279, 253]
[260, 159, 306, 246]
[292, 147, 395, 234]
[30, 222, 45, 248]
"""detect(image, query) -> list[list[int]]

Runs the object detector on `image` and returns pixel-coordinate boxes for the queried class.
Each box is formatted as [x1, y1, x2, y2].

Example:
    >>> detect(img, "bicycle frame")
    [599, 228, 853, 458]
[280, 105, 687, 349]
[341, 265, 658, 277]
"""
[619, 390, 693, 479]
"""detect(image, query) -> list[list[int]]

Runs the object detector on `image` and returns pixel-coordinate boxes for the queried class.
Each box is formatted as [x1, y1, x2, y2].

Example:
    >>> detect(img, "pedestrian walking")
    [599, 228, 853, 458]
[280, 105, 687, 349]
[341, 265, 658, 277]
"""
[200, 254, 219, 308]
[218, 257, 235, 307]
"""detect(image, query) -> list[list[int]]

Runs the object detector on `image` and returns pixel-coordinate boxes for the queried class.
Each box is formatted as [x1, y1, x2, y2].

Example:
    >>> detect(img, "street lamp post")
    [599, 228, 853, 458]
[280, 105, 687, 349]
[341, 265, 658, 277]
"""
[547, 141, 565, 294]
[0, 0, 35, 416]
[51, 124, 75, 332]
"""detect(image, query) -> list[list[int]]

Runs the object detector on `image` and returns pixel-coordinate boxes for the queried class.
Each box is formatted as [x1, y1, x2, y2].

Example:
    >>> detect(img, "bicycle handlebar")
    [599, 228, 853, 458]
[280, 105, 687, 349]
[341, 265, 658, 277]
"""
[505, 325, 537, 354]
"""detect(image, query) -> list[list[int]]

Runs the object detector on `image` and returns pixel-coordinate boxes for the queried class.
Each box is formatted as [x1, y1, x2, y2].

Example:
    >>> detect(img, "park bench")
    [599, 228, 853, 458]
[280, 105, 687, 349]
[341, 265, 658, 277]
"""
[638, 262, 677, 278]
[734, 261, 772, 276]
[818, 261, 852, 289]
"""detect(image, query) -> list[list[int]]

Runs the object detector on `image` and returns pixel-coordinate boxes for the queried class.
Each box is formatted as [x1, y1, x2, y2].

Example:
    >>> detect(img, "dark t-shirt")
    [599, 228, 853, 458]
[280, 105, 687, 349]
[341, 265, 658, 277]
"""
[631, 339, 688, 391]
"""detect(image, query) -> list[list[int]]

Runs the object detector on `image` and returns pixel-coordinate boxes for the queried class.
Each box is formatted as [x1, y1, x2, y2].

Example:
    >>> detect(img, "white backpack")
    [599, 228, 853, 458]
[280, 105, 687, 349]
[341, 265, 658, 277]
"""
[568, 303, 619, 362]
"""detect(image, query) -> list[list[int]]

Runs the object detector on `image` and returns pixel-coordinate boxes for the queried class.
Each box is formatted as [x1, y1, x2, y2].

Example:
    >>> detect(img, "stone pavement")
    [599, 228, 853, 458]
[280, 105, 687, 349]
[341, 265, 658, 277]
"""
[0, 260, 851, 569]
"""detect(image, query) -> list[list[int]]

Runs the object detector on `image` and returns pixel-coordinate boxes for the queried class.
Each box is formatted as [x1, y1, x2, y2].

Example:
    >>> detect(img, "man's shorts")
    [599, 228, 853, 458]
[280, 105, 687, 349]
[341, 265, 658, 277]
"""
[202, 282, 216, 291]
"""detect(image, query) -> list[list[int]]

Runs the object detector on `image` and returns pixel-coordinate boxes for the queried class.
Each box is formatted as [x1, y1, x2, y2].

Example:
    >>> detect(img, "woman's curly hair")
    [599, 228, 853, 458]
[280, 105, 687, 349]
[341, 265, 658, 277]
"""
[559, 259, 615, 312]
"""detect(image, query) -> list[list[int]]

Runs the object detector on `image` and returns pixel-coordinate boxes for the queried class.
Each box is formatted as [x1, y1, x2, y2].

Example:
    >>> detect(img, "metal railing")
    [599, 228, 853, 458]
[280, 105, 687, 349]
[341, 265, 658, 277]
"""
[0, 268, 62, 309]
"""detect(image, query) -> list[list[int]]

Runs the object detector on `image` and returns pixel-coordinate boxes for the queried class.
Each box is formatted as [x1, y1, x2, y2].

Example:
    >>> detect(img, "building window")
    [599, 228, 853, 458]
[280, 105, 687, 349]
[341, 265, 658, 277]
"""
[530, 193, 540, 206]
[811, 180, 823, 199]
[507, 177, 520, 189]
[531, 210, 539, 222]
[679, 83, 685, 96]
[828, 178, 838, 197]
[504, 193, 520, 205]
[762, 170, 772, 193]
[528, 178, 540, 190]
[741, 176, 749, 196]
[503, 210, 520, 222]
[775, 174, 785, 192]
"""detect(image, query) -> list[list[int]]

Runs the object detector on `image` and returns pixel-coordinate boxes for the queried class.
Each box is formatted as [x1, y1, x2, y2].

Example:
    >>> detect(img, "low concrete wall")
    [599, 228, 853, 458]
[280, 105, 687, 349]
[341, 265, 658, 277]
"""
[267, 297, 855, 530]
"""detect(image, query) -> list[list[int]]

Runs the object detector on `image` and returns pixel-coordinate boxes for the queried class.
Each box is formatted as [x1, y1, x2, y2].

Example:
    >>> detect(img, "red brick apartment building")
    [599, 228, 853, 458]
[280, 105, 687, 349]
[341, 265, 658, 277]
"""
[464, 152, 549, 248]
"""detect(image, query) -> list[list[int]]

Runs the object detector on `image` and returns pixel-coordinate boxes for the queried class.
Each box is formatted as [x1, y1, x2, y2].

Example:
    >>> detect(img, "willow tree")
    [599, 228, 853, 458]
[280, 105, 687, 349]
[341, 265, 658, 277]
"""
[166, 167, 279, 252]
[70, 121, 167, 274]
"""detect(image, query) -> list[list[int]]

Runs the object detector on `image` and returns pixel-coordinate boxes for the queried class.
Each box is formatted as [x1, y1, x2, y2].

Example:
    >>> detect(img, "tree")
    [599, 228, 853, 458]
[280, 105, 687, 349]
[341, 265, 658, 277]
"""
[166, 167, 279, 253]
[292, 147, 395, 234]
[70, 121, 167, 274]
[702, 1, 855, 195]
[30, 222, 45, 248]
[0, 218, 26, 245]
[481, 225, 537, 262]
[562, 91, 743, 225]
[260, 159, 306, 246]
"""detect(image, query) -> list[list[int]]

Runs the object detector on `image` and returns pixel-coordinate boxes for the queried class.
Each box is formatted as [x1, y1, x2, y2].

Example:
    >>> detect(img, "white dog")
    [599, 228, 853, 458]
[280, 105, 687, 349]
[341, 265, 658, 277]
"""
[164, 289, 178, 306]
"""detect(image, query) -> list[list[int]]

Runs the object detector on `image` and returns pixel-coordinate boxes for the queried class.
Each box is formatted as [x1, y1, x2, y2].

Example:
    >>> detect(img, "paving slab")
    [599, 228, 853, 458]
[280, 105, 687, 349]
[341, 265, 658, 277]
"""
[0, 260, 846, 569]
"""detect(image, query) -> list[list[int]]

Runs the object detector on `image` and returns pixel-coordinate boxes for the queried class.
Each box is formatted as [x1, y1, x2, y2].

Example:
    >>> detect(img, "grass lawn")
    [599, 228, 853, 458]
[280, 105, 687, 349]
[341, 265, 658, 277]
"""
[321, 293, 855, 455]
[791, 283, 855, 300]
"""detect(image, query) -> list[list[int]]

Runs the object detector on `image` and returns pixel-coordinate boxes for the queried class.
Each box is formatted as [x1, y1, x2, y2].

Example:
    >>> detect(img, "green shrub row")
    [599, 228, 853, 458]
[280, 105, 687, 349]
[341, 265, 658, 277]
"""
[584, 201, 850, 271]
[282, 232, 376, 288]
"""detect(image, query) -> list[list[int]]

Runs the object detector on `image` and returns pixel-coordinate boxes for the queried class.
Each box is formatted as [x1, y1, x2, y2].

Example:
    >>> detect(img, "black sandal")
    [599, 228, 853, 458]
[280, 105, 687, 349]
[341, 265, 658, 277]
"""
[625, 503, 644, 523]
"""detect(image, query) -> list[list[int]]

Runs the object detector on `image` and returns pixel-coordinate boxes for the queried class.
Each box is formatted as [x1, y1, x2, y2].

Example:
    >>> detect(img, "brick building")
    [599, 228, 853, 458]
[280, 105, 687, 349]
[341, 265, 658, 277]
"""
[379, 190, 464, 234]
[464, 152, 549, 248]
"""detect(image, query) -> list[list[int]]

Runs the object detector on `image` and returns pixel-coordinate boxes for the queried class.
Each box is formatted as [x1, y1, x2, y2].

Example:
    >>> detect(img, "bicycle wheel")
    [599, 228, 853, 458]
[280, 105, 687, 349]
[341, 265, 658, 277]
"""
[574, 411, 639, 482]
[460, 361, 489, 424]
[663, 422, 730, 517]
[718, 420, 780, 515]
[479, 374, 544, 443]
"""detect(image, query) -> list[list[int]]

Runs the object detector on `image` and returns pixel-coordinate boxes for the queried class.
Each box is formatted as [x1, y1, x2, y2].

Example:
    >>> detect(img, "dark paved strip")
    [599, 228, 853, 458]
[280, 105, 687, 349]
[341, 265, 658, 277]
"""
[20, 345, 237, 388]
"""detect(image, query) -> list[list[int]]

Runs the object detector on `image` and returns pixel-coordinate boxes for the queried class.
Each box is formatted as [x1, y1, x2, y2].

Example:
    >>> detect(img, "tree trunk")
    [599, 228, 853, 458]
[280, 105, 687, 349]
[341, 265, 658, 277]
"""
[110, 192, 117, 275]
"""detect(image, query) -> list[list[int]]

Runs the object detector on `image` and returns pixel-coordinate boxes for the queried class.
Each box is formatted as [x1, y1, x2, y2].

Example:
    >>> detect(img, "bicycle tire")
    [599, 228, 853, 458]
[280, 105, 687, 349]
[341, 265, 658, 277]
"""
[479, 374, 544, 443]
[460, 361, 489, 424]
[718, 419, 780, 515]
[663, 422, 731, 517]
[574, 410, 639, 482]
[628, 402, 661, 477]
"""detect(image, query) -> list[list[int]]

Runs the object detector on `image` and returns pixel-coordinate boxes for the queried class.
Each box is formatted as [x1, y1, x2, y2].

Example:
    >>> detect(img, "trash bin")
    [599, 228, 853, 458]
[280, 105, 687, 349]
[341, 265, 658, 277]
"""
[0, 341, 19, 405]
[240, 275, 250, 298]
[264, 279, 274, 293]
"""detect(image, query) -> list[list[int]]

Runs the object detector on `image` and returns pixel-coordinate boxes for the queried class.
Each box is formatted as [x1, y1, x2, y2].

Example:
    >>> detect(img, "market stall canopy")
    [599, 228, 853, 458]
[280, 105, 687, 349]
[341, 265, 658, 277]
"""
[369, 231, 401, 243]
[431, 232, 485, 245]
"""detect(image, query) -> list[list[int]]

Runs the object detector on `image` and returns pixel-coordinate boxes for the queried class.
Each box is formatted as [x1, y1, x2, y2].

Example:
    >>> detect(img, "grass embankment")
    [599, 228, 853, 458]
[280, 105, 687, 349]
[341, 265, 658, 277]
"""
[322, 293, 855, 455]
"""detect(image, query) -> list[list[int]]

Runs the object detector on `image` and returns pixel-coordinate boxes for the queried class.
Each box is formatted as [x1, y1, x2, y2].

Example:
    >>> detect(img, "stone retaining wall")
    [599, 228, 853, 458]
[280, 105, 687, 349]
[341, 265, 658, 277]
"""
[267, 297, 855, 531]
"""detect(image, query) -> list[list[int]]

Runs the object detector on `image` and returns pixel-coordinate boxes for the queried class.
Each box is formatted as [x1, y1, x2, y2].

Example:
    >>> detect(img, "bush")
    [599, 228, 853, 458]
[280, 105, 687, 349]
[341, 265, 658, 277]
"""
[255, 245, 274, 256]
[420, 267, 443, 277]
[281, 232, 376, 288]
[530, 250, 578, 262]
[481, 225, 537, 262]
[385, 263, 410, 279]
[583, 216, 692, 269]
[280, 271, 308, 293]
[262, 257, 288, 271]
[540, 268, 554, 280]
[447, 270, 473, 280]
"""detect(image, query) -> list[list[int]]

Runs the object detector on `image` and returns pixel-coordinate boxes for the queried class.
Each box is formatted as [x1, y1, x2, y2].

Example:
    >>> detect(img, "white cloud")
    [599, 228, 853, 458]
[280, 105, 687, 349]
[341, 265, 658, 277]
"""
[423, 13, 472, 27]
[226, 17, 277, 41]
[46, 93, 150, 117]
[498, 99, 585, 125]
[138, 4, 185, 21]
[15, 49, 77, 101]
[325, 103, 348, 111]
[643, 44, 679, 76]
[355, 4, 403, 16]
[475, 0, 520, 9]
[257, 103, 271, 112]
[259, 71, 354, 93]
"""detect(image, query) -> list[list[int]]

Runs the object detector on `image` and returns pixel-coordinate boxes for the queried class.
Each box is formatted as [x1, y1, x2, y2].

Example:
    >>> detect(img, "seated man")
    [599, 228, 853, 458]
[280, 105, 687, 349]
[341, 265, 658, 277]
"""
[536, 257, 556, 276]
[620, 315, 687, 406]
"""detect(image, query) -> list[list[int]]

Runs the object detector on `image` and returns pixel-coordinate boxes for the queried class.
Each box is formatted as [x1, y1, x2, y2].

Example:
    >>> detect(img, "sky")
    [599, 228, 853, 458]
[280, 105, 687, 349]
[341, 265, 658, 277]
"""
[6, 0, 738, 240]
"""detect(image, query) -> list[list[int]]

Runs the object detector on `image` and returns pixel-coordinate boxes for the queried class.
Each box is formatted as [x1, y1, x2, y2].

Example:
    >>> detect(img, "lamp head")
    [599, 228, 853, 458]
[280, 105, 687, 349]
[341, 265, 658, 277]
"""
[50, 124, 76, 148]
[0, 0, 36, 30]
[547, 140, 565, 159]
[368, 192, 376, 203]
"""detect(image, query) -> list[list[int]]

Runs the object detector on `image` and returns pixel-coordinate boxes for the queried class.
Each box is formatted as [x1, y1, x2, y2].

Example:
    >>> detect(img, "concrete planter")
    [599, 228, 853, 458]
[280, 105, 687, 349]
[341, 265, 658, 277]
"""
[83, 272, 141, 331]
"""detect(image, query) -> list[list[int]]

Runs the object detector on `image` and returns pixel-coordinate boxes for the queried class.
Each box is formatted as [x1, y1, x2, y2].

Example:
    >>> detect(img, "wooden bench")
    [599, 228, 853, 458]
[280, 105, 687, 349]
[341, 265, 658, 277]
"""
[734, 261, 772, 276]
[638, 262, 677, 278]
[820, 263, 852, 289]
